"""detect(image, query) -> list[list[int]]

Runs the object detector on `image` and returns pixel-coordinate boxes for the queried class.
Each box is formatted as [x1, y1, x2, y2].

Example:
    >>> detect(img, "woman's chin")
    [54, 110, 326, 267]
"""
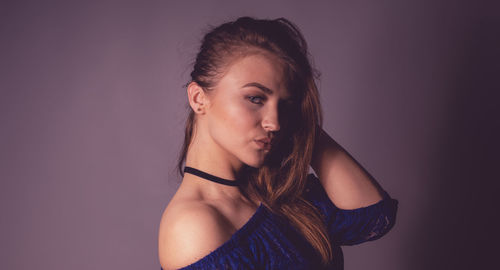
[241, 149, 272, 168]
[245, 161, 264, 169]
[244, 156, 266, 168]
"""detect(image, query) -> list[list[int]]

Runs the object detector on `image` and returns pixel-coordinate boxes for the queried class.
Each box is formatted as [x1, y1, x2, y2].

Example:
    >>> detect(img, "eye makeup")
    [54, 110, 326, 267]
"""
[247, 95, 266, 105]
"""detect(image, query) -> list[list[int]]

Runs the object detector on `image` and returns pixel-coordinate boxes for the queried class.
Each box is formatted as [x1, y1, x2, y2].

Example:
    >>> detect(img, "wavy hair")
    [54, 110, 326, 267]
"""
[176, 17, 332, 265]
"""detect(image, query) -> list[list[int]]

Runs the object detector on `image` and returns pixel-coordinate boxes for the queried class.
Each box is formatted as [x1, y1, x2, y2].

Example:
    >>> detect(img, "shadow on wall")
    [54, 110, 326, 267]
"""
[411, 15, 500, 270]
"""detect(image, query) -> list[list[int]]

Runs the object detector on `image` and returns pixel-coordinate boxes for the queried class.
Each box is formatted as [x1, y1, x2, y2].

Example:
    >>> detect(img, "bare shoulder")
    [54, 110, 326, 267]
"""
[158, 200, 233, 270]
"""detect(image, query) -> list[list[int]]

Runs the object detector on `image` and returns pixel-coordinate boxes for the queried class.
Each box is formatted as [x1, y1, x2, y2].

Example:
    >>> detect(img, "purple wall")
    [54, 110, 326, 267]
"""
[1, 1, 498, 269]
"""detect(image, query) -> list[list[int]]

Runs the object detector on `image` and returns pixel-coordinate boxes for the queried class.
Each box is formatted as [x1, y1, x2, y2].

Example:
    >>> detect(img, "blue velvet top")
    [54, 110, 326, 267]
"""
[162, 173, 398, 270]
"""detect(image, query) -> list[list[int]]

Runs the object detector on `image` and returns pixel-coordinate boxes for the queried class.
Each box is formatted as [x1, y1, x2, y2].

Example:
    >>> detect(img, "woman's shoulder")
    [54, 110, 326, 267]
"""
[158, 198, 233, 270]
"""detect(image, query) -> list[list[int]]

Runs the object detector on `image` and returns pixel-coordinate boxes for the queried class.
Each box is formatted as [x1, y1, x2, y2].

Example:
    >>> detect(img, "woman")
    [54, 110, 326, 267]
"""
[158, 17, 398, 269]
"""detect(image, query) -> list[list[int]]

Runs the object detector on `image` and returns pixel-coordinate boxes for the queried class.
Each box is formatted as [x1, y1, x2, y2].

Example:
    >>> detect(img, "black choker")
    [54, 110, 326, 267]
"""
[183, 166, 241, 187]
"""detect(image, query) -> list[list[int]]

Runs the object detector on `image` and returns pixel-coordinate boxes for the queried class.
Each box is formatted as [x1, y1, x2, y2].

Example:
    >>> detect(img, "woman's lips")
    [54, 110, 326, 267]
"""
[254, 140, 271, 150]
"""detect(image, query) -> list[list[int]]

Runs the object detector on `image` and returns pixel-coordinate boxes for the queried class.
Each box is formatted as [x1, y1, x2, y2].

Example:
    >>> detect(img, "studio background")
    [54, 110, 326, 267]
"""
[1, 1, 498, 269]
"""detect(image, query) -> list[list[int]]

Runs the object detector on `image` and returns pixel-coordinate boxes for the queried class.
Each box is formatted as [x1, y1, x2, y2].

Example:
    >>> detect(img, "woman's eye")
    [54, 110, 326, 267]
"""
[247, 96, 264, 105]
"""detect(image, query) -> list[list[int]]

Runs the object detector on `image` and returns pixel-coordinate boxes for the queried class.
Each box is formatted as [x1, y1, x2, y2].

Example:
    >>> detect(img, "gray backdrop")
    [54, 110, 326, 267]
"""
[1, 0, 499, 269]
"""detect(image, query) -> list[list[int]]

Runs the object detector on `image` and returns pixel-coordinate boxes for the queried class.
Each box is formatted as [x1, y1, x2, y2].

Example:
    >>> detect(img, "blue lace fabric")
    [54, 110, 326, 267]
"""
[162, 173, 398, 269]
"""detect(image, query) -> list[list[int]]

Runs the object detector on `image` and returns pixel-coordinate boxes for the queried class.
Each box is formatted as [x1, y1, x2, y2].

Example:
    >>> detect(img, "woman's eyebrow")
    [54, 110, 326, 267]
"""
[242, 82, 273, 95]
[242, 82, 292, 100]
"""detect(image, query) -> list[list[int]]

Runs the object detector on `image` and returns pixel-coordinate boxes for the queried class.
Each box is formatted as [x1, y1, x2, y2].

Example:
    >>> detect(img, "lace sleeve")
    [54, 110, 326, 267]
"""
[304, 173, 398, 246]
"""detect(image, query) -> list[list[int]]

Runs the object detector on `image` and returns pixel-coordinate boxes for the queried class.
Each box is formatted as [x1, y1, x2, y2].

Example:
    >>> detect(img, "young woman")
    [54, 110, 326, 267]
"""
[158, 17, 398, 270]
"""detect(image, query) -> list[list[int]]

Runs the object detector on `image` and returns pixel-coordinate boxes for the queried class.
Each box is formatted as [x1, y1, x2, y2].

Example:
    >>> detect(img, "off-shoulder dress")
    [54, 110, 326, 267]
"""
[161, 173, 398, 270]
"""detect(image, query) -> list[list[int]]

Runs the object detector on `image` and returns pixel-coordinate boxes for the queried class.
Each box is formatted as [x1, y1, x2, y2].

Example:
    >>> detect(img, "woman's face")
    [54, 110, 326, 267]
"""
[204, 53, 294, 168]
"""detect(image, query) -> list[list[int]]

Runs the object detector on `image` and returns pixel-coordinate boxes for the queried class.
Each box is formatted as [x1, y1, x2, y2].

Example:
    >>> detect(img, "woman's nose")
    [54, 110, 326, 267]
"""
[262, 106, 281, 132]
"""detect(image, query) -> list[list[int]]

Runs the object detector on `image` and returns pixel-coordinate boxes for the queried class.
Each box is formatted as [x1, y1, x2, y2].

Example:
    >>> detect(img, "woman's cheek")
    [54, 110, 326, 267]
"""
[231, 104, 260, 132]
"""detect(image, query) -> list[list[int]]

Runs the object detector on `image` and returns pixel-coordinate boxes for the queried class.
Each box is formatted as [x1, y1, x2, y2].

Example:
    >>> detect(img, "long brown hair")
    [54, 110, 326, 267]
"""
[176, 17, 332, 265]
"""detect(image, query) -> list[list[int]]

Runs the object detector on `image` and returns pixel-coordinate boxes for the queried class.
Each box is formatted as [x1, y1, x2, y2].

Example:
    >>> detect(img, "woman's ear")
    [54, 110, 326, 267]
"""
[187, 82, 210, 114]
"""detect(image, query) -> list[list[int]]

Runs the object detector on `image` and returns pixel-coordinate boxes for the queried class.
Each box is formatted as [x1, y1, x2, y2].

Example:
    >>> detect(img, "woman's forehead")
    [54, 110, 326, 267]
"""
[217, 54, 291, 98]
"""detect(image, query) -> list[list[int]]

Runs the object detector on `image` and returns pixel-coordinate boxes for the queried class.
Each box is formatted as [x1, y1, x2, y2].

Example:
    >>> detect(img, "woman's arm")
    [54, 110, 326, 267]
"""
[310, 126, 384, 210]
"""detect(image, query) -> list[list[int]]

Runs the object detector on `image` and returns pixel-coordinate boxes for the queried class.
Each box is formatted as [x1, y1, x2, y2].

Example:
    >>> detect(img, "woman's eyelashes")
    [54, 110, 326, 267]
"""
[247, 95, 266, 105]
[246, 96, 295, 110]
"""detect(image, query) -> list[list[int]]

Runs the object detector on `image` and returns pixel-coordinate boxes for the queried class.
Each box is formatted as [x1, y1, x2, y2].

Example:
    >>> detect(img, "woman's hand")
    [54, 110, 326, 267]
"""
[310, 126, 384, 209]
